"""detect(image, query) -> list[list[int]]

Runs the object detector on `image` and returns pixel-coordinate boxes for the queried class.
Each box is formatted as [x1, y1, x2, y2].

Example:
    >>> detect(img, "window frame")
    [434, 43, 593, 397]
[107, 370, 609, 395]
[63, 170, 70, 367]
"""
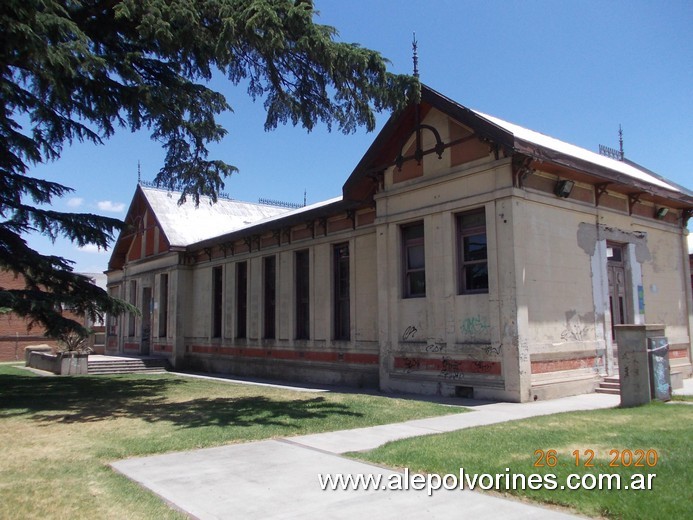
[211, 266, 223, 338]
[263, 255, 276, 340]
[401, 221, 426, 298]
[333, 242, 351, 340]
[158, 273, 169, 338]
[457, 209, 489, 295]
[128, 280, 137, 336]
[295, 249, 310, 340]
[236, 261, 247, 339]
[107, 285, 120, 336]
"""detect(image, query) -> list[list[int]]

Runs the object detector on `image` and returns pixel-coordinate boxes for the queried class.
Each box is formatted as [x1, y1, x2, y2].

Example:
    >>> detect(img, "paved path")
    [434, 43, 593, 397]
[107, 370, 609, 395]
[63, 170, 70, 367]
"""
[673, 376, 693, 396]
[112, 388, 628, 519]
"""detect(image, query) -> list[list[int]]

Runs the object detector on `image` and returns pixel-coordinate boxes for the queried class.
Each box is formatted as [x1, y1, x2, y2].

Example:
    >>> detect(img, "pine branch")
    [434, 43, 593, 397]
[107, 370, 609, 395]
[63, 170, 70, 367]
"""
[0, 0, 417, 336]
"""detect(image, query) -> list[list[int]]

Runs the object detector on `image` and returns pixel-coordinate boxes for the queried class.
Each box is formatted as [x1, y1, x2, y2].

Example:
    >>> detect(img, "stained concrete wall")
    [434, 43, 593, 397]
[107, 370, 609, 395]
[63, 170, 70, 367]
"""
[160, 227, 382, 387]
[106, 106, 691, 402]
[371, 107, 691, 401]
[519, 198, 607, 396]
[374, 106, 522, 400]
[518, 176, 692, 397]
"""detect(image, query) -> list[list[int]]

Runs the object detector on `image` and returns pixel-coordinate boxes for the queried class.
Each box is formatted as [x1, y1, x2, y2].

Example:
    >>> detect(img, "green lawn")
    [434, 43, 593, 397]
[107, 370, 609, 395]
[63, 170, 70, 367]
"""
[353, 402, 692, 519]
[0, 363, 459, 519]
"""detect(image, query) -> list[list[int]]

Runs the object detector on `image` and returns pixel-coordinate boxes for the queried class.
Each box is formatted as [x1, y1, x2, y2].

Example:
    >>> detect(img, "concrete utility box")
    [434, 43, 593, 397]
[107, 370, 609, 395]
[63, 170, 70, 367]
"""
[615, 324, 670, 407]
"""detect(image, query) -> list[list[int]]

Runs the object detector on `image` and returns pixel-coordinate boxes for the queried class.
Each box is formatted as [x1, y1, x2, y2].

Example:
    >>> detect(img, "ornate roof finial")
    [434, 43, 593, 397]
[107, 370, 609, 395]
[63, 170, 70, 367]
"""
[412, 32, 419, 78]
[618, 124, 624, 160]
[137, 160, 141, 184]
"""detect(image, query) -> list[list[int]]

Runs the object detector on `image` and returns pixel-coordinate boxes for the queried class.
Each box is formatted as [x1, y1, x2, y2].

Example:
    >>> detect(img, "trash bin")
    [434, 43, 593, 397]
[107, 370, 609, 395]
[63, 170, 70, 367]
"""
[647, 336, 671, 401]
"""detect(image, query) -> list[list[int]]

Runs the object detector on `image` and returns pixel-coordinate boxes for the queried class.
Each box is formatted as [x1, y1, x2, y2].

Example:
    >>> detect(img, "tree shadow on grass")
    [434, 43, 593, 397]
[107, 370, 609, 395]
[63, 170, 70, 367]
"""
[0, 371, 178, 417]
[0, 371, 362, 430]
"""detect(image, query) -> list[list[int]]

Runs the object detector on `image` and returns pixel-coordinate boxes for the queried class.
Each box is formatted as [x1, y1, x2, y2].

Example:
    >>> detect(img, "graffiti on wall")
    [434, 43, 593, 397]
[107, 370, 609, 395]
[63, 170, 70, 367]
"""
[402, 325, 418, 341]
[425, 342, 446, 353]
[460, 315, 490, 340]
[482, 344, 502, 356]
[440, 357, 462, 380]
[561, 312, 592, 342]
[472, 361, 494, 373]
[402, 357, 421, 374]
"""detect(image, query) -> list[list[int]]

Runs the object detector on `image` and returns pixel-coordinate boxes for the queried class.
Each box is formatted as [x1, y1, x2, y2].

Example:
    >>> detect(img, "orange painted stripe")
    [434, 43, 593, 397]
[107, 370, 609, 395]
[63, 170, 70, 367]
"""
[393, 356, 501, 375]
[189, 345, 379, 365]
[669, 349, 689, 360]
[531, 357, 600, 374]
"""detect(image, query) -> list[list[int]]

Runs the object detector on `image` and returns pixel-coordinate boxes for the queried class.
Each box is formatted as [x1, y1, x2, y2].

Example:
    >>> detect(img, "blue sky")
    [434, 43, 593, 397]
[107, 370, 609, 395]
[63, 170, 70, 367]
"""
[26, 0, 693, 273]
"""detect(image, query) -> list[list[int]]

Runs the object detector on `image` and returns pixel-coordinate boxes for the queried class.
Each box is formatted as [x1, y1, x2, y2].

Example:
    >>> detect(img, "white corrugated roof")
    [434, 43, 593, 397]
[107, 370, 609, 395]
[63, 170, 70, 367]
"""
[141, 187, 291, 247]
[189, 195, 346, 248]
[473, 111, 680, 193]
[235, 195, 343, 227]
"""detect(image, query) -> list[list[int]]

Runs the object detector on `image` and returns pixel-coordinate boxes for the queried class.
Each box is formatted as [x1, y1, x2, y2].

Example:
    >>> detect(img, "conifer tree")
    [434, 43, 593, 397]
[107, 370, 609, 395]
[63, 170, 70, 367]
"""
[0, 0, 419, 338]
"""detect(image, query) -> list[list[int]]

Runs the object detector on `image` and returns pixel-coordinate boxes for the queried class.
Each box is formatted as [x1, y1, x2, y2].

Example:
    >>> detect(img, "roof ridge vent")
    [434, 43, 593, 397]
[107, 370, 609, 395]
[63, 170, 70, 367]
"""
[599, 125, 625, 161]
[258, 197, 305, 209]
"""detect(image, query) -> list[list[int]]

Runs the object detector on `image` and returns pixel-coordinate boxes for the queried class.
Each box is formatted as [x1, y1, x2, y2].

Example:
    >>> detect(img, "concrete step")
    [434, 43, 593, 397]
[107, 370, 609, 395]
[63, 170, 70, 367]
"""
[87, 357, 169, 375]
[596, 374, 620, 395]
[88, 366, 167, 373]
[88, 364, 165, 368]
[595, 387, 620, 395]
[599, 381, 620, 390]
[88, 362, 168, 368]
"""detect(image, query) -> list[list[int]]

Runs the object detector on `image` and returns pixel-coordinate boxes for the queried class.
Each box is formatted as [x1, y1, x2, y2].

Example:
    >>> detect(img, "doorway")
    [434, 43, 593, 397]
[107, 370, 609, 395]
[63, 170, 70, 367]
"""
[606, 242, 630, 340]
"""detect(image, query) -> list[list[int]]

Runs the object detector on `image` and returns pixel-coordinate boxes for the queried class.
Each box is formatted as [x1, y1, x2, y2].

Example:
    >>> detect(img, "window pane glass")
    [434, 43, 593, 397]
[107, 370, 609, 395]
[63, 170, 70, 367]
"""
[607, 246, 622, 262]
[403, 223, 424, 240]
[465, 264, 488, 291]
[408, 271, 426, 296]
[460, 211, 485, 229]
[408, 244, 425, 269]
[464, 234, 487, 261]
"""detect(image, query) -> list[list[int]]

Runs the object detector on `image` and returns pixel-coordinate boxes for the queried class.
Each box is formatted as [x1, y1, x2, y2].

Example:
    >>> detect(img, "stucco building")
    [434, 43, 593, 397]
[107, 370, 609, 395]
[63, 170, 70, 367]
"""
[106, 85, 693, 402]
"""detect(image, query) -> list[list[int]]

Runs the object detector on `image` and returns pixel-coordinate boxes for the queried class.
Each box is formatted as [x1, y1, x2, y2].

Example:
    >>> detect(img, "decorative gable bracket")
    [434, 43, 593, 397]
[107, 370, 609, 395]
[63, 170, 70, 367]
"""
[395, 123, 446, 171]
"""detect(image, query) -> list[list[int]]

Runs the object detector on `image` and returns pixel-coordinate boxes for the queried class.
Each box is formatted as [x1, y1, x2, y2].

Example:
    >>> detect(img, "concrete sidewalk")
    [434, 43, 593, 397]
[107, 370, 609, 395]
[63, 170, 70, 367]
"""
[112, 390, 626, 519]
[672, 376, 693, 396]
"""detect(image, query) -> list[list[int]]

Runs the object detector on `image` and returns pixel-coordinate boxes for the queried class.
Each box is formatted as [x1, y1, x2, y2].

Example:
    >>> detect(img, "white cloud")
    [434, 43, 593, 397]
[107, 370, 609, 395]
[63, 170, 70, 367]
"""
[67, 197, 84, 208]
[77, 244, 109, 254]
[97, 200, 126, 213]
[688, 232, 693, 255]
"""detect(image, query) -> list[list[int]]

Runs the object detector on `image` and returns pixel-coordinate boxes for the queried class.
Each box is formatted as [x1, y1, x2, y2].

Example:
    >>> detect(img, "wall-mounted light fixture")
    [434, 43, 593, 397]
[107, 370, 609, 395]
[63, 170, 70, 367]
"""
[554, 179, 575, 198]
[655, 207, 669, 220]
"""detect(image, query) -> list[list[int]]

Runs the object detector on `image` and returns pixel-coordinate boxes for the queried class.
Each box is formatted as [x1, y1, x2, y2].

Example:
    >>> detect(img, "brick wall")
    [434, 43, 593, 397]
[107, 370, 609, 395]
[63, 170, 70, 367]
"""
[0, 270, 86, 361]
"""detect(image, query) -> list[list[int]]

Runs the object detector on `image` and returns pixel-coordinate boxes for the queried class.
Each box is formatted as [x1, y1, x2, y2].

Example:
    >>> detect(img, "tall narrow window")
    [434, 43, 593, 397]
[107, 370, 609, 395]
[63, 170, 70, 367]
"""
[158, 273, 169, 338]
[295, 250, 310, 339]
[402, 222, 426, 298]
[333, 243, 350, 340]
[236, 262, 247, 339]
[107, 286, 120, 336]
[263, 256, 276, 339]
[128, 280, 137, 336]
[212, 266, 223, 338]
[458, 209, 488, 294]
[141, 287, 152, 354]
